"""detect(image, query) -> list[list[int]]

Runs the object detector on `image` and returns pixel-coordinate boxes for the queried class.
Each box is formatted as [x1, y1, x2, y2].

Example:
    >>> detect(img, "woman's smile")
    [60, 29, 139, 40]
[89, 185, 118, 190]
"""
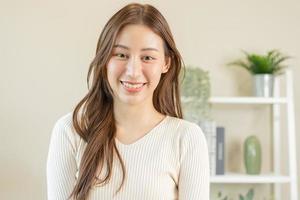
[120, 80, 147, 93]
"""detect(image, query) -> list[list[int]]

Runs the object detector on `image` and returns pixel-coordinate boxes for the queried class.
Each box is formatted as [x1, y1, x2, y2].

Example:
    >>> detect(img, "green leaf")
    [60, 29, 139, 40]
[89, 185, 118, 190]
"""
[228, 49, 291, 75]
[218, 191, 222, 197]
[246, 188, 254, 200]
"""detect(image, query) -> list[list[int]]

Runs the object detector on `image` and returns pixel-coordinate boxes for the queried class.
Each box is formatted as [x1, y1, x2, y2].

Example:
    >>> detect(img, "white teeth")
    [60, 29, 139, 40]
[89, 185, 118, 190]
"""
[121, 82, 144, 89]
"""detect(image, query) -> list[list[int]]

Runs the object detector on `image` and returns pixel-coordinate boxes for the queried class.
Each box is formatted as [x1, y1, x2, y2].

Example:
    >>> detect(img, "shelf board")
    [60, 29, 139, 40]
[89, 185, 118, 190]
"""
[210, 173, 290, 183]
[209, 97, 288, 104]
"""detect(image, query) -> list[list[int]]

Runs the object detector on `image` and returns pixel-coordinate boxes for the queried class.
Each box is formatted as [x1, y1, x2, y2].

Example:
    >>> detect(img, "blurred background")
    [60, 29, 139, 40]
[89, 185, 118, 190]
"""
[1, 0, 299, 199]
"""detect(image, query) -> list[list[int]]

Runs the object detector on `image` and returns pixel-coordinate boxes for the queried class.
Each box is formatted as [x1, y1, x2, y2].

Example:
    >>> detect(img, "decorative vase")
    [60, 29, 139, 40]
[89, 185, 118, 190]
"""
[244, 135, 262, 175]
[253, 74, 274, 97]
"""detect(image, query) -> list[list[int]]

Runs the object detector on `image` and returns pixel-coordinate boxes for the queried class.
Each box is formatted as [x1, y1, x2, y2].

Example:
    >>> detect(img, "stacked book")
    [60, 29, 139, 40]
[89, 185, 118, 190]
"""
[199, 121, 225, 176]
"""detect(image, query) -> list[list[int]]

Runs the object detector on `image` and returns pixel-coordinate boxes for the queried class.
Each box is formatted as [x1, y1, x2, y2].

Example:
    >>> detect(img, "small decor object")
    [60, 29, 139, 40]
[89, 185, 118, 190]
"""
[228, 49, 290, 97]
[244, 136, 262, 174]
[239, 188, 254, 200]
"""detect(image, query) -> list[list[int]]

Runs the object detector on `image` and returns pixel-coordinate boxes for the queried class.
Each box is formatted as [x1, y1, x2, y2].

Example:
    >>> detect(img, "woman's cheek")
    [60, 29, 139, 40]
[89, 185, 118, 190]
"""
[145, 67, 163, 85]
[107, 60, 125, 76]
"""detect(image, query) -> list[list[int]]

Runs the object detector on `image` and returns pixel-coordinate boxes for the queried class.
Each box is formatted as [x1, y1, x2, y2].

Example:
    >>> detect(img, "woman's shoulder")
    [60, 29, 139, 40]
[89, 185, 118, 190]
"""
[166, 116, 204, 135]
[165, 116, 206, 144]
[51, 112, 82, 150]
[54, 112, 72, 125]
[53, 112, 74, 133]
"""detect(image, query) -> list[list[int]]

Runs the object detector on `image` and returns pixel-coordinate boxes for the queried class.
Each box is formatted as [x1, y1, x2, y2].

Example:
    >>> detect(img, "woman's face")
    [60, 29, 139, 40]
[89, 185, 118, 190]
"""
[106, 24, 170, 106]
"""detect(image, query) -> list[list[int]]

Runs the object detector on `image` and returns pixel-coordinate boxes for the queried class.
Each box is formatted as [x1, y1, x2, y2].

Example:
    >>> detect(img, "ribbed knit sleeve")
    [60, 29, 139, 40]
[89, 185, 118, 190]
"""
[46, 115, 77, 200]
[178, 123, 210, 200]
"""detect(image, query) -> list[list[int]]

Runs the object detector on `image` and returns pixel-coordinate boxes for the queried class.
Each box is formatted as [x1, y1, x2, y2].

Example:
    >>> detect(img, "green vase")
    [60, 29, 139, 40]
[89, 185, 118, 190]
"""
[244, 135, 262, 174]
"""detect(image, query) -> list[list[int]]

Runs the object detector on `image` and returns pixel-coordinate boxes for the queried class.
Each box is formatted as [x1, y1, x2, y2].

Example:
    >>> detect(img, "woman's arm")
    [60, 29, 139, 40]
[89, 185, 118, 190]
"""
[178, 124, 210, 200]
[46, 117, 77, 200]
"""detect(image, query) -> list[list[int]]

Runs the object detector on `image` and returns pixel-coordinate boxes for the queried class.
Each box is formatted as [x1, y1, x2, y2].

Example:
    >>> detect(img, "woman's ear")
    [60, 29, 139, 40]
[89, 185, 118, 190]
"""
[162, 56, 171, 73]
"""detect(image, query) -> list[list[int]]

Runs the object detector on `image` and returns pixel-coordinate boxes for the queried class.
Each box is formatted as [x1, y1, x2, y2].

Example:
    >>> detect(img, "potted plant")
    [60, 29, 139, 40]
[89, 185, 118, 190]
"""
[180, 66, 215, 157]
[239, 188, 254, 200]
[228, 49, 290, 97]
[180, 66, 211, 123]
[215, 188, 255, 200]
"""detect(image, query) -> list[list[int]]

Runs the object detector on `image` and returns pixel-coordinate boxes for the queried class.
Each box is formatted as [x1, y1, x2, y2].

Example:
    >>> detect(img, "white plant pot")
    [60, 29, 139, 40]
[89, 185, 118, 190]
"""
[253, 74, 274, 97]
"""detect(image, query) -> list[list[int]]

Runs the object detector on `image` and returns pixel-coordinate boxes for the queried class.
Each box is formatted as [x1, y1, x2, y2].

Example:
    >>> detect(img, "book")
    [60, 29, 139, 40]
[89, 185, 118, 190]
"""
[199, 120, 216, 176]
[216, 127, 225, 175]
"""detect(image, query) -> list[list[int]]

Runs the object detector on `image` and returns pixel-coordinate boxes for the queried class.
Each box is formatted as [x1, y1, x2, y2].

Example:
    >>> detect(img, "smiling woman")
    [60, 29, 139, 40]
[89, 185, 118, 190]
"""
[107, 24, 170, 106]
[46, 3, 210, 200]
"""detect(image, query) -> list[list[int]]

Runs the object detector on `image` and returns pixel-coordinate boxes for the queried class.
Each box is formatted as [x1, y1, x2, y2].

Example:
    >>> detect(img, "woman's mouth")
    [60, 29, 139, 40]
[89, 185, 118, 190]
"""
[120, 81, 147, 92]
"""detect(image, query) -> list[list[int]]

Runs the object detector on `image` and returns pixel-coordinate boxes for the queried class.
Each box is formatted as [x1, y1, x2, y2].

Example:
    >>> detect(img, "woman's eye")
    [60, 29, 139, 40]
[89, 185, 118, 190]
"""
[115, 53, 128, 59]
[143, 56, 155, 61]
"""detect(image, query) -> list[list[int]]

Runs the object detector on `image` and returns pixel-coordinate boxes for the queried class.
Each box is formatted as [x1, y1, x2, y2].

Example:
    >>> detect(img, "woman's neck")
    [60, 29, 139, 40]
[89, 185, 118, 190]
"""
[113, 101, 161, 127]
[113, 102, 166, 144]
[113, 99, 166, 137]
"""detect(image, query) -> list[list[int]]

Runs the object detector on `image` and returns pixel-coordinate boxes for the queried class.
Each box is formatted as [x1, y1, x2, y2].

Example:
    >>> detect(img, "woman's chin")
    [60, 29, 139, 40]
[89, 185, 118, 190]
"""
[117, 94, 148, 106]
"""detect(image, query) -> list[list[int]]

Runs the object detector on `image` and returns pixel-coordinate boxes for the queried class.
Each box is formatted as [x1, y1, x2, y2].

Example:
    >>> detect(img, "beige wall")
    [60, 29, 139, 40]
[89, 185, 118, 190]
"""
[1, 0, 299, 199]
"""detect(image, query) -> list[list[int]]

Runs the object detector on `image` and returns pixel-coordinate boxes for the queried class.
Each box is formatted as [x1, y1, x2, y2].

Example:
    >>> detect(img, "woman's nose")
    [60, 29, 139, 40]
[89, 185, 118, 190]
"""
[125, 57, 142, 78]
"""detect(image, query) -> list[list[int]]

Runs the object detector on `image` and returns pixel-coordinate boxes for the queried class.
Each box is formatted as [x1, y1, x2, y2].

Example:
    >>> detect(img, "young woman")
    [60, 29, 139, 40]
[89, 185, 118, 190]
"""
[47, 3, 209, 200]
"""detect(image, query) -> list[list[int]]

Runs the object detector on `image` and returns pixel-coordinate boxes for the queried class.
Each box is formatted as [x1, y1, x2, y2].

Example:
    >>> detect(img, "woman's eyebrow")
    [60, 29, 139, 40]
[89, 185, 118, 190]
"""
[113, 44, 129, 50]
[113, 44, 159, 52]
[141, 47, 159, 52]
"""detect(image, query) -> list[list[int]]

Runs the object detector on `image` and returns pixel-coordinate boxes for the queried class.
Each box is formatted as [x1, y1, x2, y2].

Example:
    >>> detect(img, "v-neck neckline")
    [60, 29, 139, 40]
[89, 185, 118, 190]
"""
[115, 115, 169, 148]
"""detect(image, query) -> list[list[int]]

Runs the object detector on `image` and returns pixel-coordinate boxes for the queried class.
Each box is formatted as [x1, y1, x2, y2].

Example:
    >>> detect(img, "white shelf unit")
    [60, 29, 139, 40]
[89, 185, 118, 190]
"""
[210, 97, 288, 104]
[208, 70, 298, 200]
[211, 174, 290, 184]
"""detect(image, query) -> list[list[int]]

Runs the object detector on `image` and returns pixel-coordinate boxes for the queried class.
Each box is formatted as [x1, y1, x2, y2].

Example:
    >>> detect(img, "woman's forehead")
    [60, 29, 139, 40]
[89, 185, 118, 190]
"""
[114, 24, 164, 51]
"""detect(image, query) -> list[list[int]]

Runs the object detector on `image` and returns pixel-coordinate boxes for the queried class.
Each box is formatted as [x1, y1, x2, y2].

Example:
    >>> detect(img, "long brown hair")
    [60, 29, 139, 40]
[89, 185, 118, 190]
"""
[69, 3, 184, 200]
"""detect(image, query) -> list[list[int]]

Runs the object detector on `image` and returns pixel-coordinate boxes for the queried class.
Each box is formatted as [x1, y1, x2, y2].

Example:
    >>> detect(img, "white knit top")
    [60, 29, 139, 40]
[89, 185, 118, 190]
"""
[46, 112, 210, 200]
